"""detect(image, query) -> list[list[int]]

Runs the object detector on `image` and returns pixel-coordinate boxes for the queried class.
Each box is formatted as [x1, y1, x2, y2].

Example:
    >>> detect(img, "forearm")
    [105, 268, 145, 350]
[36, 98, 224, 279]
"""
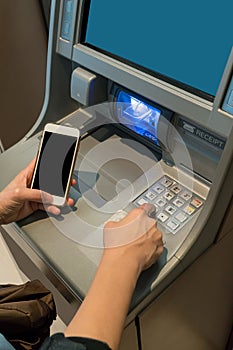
[65, 250, 140, 350]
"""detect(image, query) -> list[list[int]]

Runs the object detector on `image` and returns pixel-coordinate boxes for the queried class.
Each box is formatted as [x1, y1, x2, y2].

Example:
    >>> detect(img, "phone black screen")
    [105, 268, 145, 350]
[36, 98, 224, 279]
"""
[32, 131, 77, 197]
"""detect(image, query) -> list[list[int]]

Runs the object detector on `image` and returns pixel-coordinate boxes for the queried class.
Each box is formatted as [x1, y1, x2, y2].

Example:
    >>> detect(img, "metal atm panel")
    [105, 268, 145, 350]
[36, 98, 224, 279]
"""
[0, 101, 217, 315]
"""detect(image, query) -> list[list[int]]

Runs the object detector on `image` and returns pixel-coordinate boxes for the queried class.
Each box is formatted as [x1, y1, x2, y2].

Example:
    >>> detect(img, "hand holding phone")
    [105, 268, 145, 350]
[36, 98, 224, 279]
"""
[31, 123, 80, 206]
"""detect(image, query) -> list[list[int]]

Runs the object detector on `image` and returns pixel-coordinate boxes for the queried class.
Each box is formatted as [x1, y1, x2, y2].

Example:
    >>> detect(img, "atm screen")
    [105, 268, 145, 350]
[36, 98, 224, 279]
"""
[83, 0, 233, 100]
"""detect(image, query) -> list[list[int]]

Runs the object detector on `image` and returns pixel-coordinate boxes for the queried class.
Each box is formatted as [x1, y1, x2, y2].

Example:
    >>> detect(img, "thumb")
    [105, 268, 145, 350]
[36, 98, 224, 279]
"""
[12, 187, 53, 204]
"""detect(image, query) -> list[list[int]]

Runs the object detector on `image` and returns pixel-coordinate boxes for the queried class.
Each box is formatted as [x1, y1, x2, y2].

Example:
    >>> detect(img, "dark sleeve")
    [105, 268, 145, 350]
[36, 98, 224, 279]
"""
[40, 333, 112, 350]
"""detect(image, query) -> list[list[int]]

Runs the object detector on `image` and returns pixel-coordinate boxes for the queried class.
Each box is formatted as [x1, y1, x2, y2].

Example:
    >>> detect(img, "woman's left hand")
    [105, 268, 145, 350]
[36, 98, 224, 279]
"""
[0, 158, 76, 224]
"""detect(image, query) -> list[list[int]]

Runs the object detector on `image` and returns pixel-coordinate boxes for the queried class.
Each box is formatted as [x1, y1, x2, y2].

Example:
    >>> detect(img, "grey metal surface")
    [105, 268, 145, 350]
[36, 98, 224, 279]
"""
[175, 122, 233, 266]
[56, 0, 79, 58]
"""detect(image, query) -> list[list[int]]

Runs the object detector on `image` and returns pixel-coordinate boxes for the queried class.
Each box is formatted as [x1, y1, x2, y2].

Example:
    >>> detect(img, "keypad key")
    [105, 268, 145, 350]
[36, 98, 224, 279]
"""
[180, 190, 192, 201]
[160, 177, 174, 188]
[183, 205, 195, 215]
[191, 197, 203, 208]
[163, 191, 175, 201]
[171, 184, 182, 194]
[165, 204, 177, 215]
[153, 184, 165, 194]
[155, 197, 167, 207]
[145, 191, 157, 201]
[167, 218, 180, 231]
[175, 211, 188, 223]
[157, 212, 169, 222]
[173, 197, 185, 208]
[136, 198, 148, 206]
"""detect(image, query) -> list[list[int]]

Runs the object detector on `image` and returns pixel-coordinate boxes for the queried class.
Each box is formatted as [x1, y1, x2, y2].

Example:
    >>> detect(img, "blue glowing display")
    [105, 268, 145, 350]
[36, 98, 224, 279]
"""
[116, 91, 161, 146]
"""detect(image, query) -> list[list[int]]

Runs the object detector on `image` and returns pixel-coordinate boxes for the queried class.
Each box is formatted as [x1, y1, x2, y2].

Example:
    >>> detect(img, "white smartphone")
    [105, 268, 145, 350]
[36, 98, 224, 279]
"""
[31, 123, 80, 206]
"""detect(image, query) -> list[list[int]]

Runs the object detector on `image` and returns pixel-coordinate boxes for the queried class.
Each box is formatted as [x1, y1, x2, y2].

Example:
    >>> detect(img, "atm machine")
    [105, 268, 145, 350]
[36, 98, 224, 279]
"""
[0, 1, 233, 349]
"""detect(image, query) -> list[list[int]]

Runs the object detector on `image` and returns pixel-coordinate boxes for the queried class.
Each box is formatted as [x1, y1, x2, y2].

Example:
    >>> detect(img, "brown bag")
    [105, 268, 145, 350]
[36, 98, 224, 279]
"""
[0, 279, 57, 350]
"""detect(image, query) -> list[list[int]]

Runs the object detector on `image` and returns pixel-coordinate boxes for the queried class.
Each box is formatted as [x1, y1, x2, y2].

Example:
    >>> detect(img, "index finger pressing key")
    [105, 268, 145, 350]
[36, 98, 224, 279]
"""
[140, 203, 157, 219]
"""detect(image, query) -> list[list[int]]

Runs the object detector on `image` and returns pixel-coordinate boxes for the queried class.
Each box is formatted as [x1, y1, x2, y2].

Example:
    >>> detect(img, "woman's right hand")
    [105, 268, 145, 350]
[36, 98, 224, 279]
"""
[103, 203, 163, 276]
[65, 203, 163, 350]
